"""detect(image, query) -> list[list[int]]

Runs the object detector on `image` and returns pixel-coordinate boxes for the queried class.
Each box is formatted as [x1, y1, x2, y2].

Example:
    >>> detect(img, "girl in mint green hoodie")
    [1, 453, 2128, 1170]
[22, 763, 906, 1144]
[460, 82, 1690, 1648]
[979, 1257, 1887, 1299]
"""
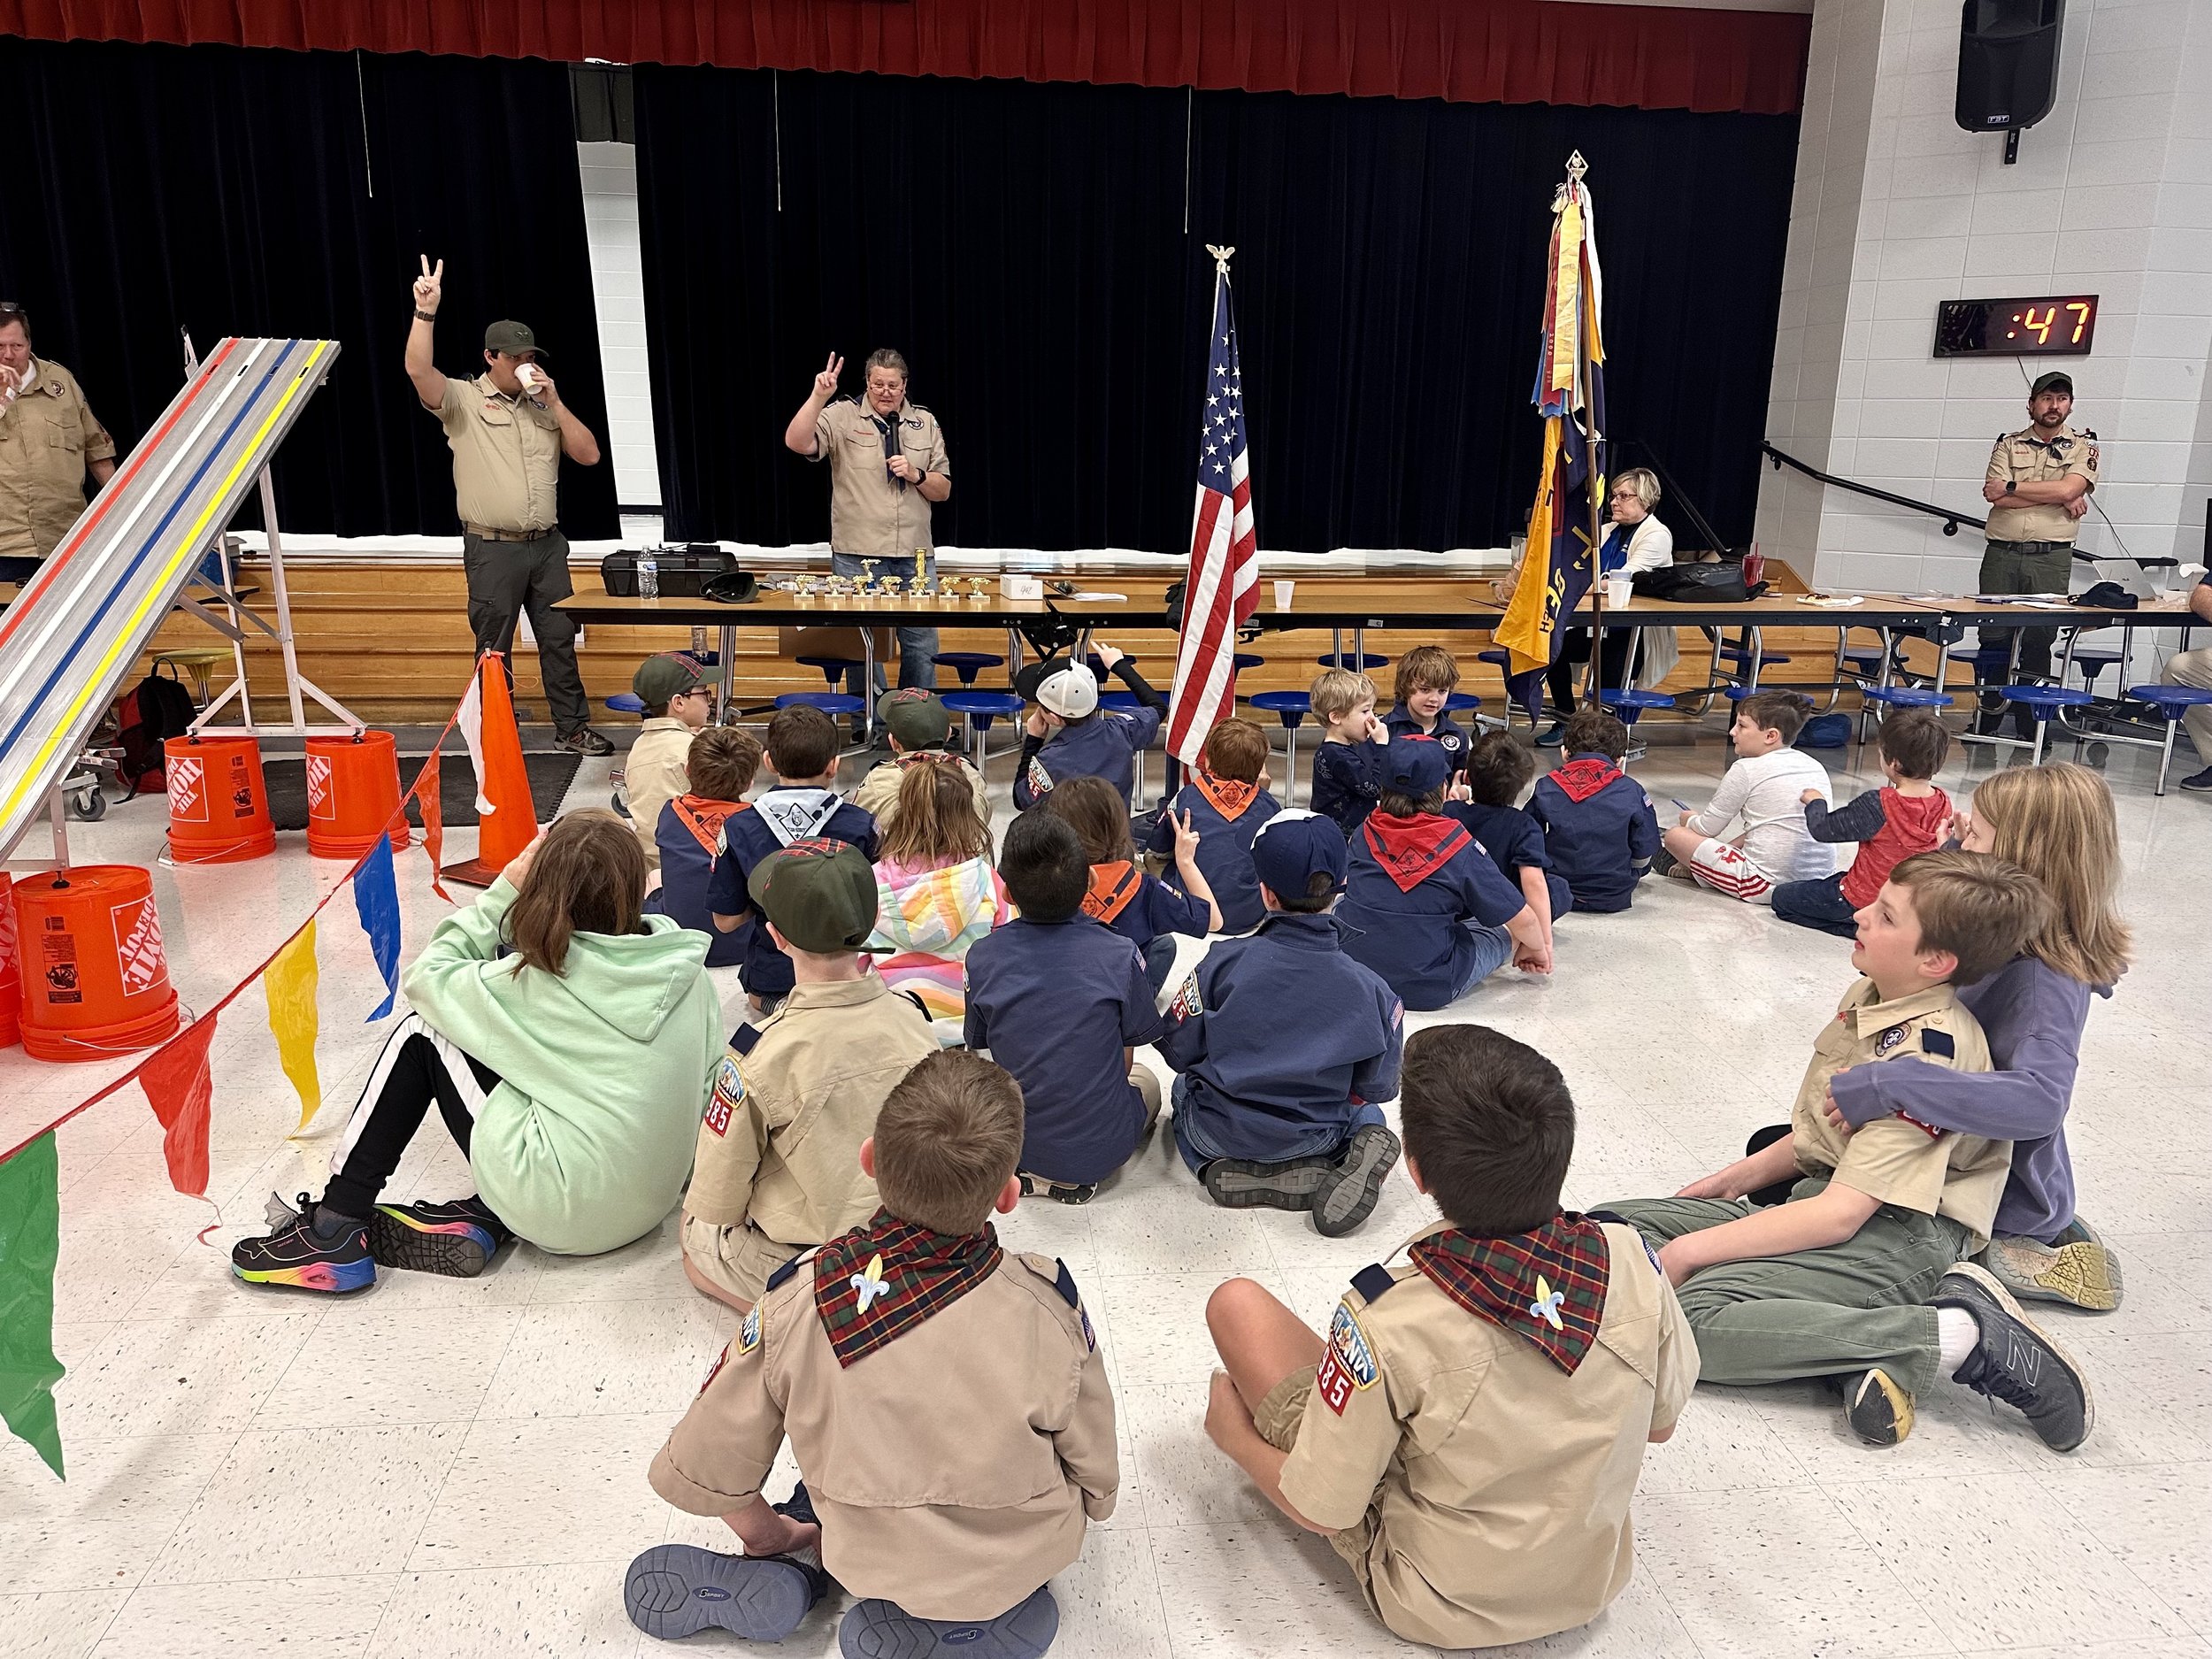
[233, 810, 724, 1293]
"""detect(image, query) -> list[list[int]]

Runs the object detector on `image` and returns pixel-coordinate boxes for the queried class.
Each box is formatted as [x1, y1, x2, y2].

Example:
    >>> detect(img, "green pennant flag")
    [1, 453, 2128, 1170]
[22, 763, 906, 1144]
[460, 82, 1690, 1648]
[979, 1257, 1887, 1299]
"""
[0, 1133, 65, 1479]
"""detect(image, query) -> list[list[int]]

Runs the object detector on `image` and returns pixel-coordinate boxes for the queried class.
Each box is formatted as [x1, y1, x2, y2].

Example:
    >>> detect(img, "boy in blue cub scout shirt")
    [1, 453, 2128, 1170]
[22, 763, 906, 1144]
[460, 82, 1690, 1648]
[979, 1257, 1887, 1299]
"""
[1159, 811, 1407, 1237]
[710, 704, 879, 1014]
[1381, 646, 1472, 772]
[1527, 709, 1661, 914]
[1144, 716, 1280, 933]
[1309, 666, 1390, 838]
[648, 725, 760, 969]
[1012, 644, 1164, 812]
[1339, 738, 1551, 1010]
[1448, 730, 1567, 950]
[964, 812, 1165, 1204]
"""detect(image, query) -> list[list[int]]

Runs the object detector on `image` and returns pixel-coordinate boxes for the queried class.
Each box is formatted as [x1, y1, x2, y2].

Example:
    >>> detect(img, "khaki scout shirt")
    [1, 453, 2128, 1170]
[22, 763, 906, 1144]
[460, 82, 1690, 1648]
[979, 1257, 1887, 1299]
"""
[809, 396, 949, 561]
[851, 749, 990, 837]
[1277, 1222, 1698, 1651]
[625, 717, 698, 871]
[649, 1247, 1118, 1621]
[684, 977, 937, 1244]
[1984, 422, 2098, 544]
[0, 357, 116, 559]
[432, 372, 563, 534]
[1789, 979, 2010, 1248]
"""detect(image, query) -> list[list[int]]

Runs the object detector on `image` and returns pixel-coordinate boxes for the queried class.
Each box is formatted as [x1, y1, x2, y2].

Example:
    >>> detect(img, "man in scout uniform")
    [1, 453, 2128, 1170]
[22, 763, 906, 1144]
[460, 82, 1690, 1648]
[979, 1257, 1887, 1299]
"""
[1202, 1024, 1699, 1651]
[633, 1050, 1117, 1656]
[404, 256, 611, 756]
[1597, 852, 2094, 1454]
[0, 302, 117, 569]
[784, 347, 951, 695]
[1976, 371, 2099, 735]
[680, 839, 936, 1314]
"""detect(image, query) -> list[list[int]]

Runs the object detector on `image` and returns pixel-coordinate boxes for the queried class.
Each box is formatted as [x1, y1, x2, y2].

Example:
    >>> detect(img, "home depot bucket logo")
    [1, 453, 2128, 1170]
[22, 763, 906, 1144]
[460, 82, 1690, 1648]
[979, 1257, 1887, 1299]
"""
[111, 895, 167, 996]
[0, 894, 16, 977]
[166, 754, 208, 823]
[306, 752, 335, 820]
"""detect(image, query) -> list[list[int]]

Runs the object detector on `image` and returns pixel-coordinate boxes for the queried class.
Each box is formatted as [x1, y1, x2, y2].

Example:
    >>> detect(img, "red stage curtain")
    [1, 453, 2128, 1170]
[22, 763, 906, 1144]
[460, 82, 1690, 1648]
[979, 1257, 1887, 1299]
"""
[0, 1, 1809, 113]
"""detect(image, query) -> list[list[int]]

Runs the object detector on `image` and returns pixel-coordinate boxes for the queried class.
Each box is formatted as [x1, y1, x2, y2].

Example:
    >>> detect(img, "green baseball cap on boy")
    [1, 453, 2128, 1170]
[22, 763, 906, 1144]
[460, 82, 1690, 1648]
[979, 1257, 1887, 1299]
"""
[747, 840, 884, 953]
[632, 652, 707, 710]
[878, 687, 952, 749]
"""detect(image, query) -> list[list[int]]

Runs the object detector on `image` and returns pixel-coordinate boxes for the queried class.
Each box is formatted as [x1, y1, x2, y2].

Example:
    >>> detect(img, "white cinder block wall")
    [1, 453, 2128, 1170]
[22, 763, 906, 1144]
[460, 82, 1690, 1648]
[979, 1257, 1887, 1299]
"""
[577, 140, 663, 521]
[1755, 0, 2212, 598]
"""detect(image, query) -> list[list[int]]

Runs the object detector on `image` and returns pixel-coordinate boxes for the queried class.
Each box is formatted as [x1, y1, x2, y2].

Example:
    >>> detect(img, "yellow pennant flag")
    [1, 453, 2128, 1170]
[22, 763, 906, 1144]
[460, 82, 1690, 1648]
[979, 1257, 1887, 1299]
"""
[264, 921, 323, 1132]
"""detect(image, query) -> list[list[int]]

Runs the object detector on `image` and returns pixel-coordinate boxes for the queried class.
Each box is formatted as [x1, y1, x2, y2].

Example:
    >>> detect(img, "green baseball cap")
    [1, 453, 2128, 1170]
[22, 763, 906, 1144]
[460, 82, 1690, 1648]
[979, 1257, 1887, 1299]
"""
[632, 651, 707, 710]
[877, 687, 951, 749]
[484, 319, 544, 357]
[2031, 371, 2072, 398]
[748, 840, 884, 953]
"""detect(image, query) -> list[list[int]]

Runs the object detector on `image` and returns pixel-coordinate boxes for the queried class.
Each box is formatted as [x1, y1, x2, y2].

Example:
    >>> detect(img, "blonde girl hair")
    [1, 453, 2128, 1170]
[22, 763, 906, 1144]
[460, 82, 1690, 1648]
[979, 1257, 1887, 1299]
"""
[1968, 761, 2131, 987]
[877, 755, 992, 868]
[503, 809, 648, 977]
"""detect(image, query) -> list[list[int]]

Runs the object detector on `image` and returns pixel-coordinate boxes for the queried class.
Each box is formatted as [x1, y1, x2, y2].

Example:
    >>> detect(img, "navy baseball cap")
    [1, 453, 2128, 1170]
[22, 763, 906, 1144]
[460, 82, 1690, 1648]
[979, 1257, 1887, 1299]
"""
[1249, 810, 1349, 899]
[1384, 736, 1452, 795]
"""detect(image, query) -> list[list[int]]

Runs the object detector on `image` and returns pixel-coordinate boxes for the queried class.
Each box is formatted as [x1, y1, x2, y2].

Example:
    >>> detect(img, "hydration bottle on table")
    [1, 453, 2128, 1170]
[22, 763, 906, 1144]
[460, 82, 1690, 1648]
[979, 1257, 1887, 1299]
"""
[637, 550, 659, 600]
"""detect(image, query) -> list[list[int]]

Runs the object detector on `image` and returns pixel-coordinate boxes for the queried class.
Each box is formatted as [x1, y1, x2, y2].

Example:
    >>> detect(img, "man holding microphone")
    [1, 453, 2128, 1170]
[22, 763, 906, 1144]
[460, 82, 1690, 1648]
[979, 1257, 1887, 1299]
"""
[784, 349, 950, 696]
[406, 256, 612, 756]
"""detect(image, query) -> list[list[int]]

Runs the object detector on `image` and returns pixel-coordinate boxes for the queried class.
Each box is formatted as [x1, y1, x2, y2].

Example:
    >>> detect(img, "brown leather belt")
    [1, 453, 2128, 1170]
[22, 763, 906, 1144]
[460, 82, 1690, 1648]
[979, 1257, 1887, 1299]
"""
[464, 524, 555, 543]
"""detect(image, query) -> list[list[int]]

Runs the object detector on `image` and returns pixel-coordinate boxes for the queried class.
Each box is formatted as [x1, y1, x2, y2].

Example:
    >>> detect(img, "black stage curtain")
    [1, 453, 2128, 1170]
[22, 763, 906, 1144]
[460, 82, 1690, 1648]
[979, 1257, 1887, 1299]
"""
[0, 37, 617, 538]
[637, 66, 1795, 555]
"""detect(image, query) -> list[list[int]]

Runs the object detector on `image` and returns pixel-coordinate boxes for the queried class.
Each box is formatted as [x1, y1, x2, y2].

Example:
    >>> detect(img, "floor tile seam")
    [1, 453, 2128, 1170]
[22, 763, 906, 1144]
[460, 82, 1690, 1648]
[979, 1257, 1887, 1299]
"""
[2010, 1458, 2212, 1638]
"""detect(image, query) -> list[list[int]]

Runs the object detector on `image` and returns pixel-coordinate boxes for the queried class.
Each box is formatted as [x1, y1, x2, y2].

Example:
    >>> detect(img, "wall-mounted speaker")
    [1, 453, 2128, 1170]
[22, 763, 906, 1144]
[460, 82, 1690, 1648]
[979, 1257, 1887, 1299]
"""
[1956, 0, 2064, 133]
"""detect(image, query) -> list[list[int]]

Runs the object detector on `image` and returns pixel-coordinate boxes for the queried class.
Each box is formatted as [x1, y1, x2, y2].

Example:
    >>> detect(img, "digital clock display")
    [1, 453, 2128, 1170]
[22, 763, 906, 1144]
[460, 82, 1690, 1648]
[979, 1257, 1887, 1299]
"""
[1934, 295, 2099, 357]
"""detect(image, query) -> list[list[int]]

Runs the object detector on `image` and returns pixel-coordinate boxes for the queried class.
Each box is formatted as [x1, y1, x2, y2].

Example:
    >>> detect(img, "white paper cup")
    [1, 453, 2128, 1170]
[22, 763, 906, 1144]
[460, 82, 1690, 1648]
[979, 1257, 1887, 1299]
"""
[1274, 580, 1295, 611]
[1604, 577, 1633, 608]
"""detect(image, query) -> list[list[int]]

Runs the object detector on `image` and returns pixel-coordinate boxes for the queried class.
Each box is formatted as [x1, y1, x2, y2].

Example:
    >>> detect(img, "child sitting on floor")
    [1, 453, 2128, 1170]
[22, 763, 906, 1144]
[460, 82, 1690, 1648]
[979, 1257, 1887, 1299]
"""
[1042, 774, 1218, 991]
[1450, 730, 1567, 943]
[1201, 1023, 1698, 1651]
[1657, 689, 1832, 905]
[1309, 666, 1389, 838]
[1772, 709, 1951, 938]
[624, 651, 716, 870]
[1381, 645, 1472, 769]
[710, 703, 879, 1017]
[682, 840, 938, 1314]
[869, 756, 1012, 1025]
[964, 812, 1164, 1203]
[1527, 710, 1662, 914]
[851, 687, 989, 836]
[1012, 643, 1165, 812]
[634, 1050, 1116, 1657]
[1597, 852, 2095, 1454]
[648, 725, 761, 969]
[1145, 716, 1280, 933]
[1158, 812, 1405, 1236]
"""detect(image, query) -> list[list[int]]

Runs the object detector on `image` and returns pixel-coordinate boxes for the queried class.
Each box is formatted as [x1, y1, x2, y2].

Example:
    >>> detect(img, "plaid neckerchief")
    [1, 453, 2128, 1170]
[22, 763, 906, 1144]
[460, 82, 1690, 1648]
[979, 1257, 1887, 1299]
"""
[1192, 764, 1260, 821]
[812, 1208, 1004, 1367]
[1408, 1214, 1612, 1373]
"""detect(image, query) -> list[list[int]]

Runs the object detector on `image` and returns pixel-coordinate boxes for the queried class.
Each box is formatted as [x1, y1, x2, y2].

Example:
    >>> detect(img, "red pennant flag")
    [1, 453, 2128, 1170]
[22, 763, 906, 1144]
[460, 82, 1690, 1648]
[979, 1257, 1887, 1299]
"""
[137, 1013, 217, 1198]
[414, 746, 450, 902]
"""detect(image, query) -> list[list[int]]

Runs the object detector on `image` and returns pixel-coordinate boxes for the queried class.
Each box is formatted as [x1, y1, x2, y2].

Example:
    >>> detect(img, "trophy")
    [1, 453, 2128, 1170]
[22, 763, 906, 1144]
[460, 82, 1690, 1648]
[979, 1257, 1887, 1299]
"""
[967, 575, 994, 600]
[910, 549, 932, 593]
[859, 558, 879, 593]
[882, 575, 906, 598]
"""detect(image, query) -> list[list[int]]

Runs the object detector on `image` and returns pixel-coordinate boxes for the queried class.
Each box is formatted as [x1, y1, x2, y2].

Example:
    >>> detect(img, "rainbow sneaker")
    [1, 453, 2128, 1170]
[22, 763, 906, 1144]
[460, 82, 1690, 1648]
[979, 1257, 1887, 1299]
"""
[367, 1196, 510, 1279]
[231, 1193, 377, 1294]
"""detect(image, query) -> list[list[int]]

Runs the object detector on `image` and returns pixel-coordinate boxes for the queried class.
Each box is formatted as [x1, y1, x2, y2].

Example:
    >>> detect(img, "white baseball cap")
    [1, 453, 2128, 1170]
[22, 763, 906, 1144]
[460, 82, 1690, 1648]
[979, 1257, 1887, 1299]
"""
[1037, 664, 1100, 719]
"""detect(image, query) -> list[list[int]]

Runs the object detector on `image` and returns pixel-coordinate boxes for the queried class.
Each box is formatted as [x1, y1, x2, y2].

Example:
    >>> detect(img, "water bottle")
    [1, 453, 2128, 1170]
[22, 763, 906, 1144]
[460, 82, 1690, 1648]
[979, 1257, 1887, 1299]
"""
[637, 551, 659, 600]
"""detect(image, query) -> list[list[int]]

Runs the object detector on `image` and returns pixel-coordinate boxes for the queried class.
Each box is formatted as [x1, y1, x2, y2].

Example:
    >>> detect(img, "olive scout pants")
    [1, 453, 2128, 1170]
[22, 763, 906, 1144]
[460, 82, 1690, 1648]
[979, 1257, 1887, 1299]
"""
[1596, 1180, 1973, 1397]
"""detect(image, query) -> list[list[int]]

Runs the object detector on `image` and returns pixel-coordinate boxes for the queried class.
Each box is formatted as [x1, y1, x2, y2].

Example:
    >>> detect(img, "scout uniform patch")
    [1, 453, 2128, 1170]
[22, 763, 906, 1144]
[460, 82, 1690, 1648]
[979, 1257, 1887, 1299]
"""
[1168, 974, 1204, 1022]
[1873, 1023, 1909, 1057]
[1025, 757, 1054, 800]
[736, 1305, 761, 1356]
[1315, 1300, 1380, 1415]
[704, 1056, 744, 1137]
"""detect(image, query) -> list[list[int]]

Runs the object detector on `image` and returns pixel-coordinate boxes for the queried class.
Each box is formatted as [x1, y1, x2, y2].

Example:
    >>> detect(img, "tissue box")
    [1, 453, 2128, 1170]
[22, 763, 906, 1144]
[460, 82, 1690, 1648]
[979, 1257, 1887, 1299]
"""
[1001, 573, 1044, 601]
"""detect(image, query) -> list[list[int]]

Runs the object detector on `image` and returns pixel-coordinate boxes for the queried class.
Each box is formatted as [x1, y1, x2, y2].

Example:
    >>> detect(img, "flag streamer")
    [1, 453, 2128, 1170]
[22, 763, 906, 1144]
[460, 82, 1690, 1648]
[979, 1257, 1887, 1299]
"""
[354, 833, 403, 1021]
[264, 920, 323, 1131]
[137, 1010, 217, 1200]
[0, 1133, 65, 1479]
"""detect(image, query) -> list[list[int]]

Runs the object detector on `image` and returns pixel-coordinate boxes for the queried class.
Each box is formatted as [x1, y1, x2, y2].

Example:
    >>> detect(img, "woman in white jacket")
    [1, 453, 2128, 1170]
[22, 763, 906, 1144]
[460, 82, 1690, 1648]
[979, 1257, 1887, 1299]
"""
[1537, 467, 1679, 744]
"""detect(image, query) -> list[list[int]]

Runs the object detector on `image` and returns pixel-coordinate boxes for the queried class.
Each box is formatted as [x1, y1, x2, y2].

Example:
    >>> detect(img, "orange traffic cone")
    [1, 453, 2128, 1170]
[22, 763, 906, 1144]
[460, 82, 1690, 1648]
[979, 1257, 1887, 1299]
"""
[440, 651, 541, 888]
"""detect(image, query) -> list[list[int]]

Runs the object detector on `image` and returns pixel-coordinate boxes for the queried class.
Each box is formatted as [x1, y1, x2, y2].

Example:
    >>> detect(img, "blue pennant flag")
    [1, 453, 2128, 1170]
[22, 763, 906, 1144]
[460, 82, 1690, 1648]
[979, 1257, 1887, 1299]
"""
[353, 833, 403, 1021]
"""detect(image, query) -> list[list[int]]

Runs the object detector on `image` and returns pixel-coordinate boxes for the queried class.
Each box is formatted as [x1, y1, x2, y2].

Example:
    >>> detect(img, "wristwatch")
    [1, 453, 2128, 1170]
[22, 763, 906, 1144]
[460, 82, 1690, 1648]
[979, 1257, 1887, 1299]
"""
[2002, 480, 2016, 495]
[413, 309, 437, 323]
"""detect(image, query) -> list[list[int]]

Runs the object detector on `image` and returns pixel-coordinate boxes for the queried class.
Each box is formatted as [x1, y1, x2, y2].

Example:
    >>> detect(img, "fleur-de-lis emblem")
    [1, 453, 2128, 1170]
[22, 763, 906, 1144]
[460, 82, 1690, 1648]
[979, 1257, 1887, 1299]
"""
[850, 1253, 888, 1312]
[1530, 1274, 1566, 1331]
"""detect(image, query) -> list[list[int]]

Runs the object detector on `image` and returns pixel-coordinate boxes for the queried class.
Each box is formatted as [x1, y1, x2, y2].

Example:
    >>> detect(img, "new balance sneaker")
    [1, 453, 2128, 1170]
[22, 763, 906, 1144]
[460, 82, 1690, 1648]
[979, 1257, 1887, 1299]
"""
[231, 1193, 377, 1294]
[1932, 1262, 2094, 1452]
[1841, 1367, 1916, 1448]
[840, 1584, 1059, 1659]
[1311, 1125, 1402, 1239]
[1979, 1216, 2123, 1312]
[623, 1545, 825, 1643]
[1201, 1152, 1338, 1213]
[368, 1196, 511, 1279]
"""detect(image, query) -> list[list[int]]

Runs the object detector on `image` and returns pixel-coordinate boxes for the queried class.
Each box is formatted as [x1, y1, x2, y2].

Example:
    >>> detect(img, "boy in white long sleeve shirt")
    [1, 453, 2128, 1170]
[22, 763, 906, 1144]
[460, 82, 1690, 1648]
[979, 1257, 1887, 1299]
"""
[1658, 690, 1833, 905]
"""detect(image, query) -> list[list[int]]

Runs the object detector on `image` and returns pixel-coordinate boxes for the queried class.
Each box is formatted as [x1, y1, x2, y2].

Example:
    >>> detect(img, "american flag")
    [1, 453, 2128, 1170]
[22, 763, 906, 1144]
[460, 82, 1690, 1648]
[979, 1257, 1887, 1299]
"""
[1166, 246, 1259, 768]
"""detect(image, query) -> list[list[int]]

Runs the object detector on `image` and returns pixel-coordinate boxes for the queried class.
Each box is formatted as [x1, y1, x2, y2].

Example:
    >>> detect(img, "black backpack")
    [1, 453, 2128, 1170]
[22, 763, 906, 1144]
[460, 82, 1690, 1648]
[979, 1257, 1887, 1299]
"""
[114, 665, 197, 795]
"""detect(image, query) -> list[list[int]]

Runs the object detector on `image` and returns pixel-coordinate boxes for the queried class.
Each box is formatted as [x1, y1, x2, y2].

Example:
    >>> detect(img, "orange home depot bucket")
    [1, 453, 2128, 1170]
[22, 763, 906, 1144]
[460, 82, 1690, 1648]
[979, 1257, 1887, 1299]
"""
[0, 872, 19, 1048]
[165, 733, 276, 863]
[304, 730, 414, 861]
[12, 864, 182, 1062]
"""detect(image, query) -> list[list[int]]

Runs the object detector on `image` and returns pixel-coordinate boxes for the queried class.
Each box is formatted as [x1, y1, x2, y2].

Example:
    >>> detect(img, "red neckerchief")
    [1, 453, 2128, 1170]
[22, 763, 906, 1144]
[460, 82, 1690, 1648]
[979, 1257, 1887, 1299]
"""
[1550, 757, 1623, 804]
[672, 795, 744, 857]
[1362, 812, 1471, 893]
[1409, 1214, 1612, 1374]
[1083, 860, 1144, 925]
[813, 1208, 1004, 1368]
[1192, 764, 1260, 821]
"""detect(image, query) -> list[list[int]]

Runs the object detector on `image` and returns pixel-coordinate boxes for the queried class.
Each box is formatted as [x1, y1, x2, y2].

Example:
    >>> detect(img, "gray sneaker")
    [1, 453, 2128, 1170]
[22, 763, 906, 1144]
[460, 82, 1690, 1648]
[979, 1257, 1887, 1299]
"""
[557, 726, 615, 757]
[1932, 1262, 2094, 1452]
[1311, 1125, 1402, 1238]
[1978, 1217, 2123, 1312]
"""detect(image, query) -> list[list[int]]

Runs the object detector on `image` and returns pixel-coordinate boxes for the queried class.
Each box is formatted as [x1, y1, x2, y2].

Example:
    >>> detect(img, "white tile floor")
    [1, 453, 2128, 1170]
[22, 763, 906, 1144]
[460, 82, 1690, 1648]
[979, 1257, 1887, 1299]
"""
[4, 721, 2210, 1659]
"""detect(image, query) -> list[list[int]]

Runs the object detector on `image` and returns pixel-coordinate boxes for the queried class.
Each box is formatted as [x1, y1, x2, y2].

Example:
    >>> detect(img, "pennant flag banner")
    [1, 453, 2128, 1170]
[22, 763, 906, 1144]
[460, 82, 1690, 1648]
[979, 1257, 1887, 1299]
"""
[0, 1133, 65, 1479]
[264, 920, 323, 1131]
[354, 833, 403, 1021]
[139, 1010, 218, 1199]
[414, 746, 450, 902]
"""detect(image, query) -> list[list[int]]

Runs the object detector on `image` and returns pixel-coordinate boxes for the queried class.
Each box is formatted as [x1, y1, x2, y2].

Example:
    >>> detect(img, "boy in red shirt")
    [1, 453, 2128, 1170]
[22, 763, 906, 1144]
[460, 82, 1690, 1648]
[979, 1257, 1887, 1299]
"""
[1772, 710, 1951, 938]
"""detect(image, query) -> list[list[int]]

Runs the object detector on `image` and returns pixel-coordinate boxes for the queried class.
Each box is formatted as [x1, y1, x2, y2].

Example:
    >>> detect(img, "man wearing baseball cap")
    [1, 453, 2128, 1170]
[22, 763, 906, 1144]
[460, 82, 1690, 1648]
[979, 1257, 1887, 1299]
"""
[1156, 810, 1408, 1238]
[1976, 371, 2100, 737]
[623, 652, 715, 869]
[404, 254, 611, 756]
